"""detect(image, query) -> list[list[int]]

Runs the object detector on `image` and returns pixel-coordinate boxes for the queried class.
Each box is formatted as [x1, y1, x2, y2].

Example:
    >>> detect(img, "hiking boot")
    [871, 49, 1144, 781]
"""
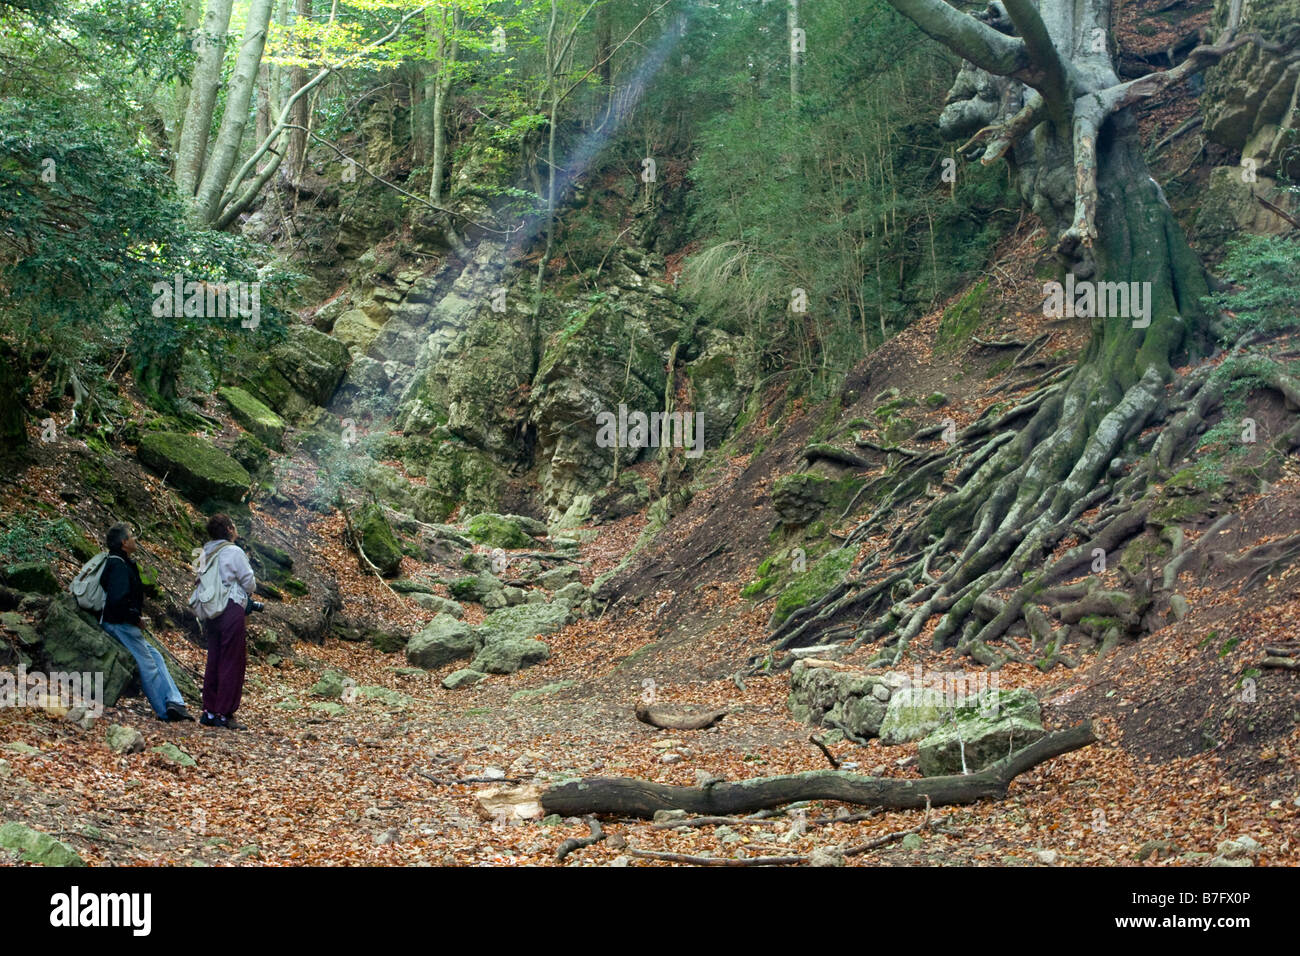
[165, 703, 195, 722]
[223, 718, 248, 731]
[199, 712, 226, 728]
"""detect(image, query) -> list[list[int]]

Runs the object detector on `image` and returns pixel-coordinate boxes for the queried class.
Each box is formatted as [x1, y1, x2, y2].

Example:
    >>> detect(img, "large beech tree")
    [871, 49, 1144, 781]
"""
[768, 1, 1300, 665]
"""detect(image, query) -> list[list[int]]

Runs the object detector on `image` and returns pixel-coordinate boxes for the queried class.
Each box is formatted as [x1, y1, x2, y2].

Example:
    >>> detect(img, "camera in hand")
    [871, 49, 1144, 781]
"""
[247, 599, 265, 613]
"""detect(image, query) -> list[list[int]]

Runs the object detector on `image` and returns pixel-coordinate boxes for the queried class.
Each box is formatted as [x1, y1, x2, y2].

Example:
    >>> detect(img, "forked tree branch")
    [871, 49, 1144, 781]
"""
[999, 0, 1072, 116]
[879, 0, 1030, 78]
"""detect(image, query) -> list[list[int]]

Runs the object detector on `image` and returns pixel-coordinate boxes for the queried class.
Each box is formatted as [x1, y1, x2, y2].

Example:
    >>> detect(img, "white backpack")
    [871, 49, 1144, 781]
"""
[188, 543, 233, 622]
[69, 552, 120, 613]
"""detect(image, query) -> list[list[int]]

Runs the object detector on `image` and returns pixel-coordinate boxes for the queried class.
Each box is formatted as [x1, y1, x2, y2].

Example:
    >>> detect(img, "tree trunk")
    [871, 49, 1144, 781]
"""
[174, 0, 235, 196]
[788, 0, 801, 107]
[284, 0, 311, 184]
[0, 345, 26, 453]
[256, 64, 271, 153]
[771, 0, 1258, 664]
[173, 0, 204, 149]
[595, 0, 612, 126]
[541, 722, 1096, 817]
[194, 0, 275, 224]
[429, 6, 460, 206]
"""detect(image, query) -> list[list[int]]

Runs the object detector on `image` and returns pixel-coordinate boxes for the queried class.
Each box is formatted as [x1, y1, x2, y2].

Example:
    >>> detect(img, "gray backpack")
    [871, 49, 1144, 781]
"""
[188, 543, 233, 621]
[69, 552, 121, 613]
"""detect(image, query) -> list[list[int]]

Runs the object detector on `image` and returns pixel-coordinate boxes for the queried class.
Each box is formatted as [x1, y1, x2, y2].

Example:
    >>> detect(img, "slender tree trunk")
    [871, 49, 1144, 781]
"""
[788, 0, 801, 107]
[256, 64, 271, 153]
[195, 0, 275, 223]
[174, 0, 235, 196]
[429, 6, 460, 205]
[532, 0, 562, 373]
[419, 7, 437, 160]
[173, 0, 204, 149]
[272, 0, 290, 111]
[284, 0, 311, 184]
[595, 0, 612, 126]
[301, 0, 340, 160]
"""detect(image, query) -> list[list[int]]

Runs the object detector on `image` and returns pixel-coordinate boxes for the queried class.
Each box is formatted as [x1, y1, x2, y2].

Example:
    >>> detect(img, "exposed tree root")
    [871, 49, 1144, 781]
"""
[757, 343, 1299, 675]
[555, 816, 605, 862]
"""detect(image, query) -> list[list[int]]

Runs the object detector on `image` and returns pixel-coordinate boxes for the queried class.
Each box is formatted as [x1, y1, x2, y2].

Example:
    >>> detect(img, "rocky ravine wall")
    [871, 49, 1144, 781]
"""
[1196, 0, 1299, 242]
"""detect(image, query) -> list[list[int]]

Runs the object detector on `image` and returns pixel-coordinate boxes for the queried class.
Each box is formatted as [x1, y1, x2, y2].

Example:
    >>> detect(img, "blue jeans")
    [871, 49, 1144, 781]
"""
[100, 622, 184, 718]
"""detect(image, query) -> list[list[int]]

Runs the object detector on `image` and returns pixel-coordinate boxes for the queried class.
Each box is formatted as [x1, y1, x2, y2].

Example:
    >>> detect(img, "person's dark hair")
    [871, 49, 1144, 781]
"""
[106, 523, 132, 551]
[206, 514, 236, 542]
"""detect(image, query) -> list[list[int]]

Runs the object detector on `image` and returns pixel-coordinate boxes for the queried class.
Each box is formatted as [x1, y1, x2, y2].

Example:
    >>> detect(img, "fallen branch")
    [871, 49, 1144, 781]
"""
[1254, 193, 1300, 231]
[416, 770, 523, 786]
[809, 734, 841, 769]
[541, 721, 1096, 817]
[627, 848, 805, 866]
[555, 816, 605, 862]
[651, 810, 786, 830]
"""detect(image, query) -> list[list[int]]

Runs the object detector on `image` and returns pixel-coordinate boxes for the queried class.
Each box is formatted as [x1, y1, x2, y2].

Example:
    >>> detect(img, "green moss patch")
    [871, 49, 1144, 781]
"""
[936, 278, 990, 351]
[136, 432, 251, 504]
[219, 386, 286, 448]
[771, 547, 855, 627]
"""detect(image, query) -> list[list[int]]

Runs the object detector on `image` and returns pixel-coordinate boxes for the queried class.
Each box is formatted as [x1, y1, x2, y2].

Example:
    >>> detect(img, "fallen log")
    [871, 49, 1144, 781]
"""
[541, 721, 1096, 818]
[635, 701, 728, 731]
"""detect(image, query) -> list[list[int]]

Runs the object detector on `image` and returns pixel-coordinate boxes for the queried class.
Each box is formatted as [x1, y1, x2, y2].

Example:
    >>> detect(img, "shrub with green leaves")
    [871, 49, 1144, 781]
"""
[0, 515, 94, 566]
[0, 94, 294, 429]
[1206, 235, 1300, 342]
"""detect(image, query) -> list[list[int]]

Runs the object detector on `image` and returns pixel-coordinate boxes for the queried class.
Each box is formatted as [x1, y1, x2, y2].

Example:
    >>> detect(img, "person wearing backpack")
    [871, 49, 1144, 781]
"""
[194, 514, 257, 731]
[97, 523, 195, 723]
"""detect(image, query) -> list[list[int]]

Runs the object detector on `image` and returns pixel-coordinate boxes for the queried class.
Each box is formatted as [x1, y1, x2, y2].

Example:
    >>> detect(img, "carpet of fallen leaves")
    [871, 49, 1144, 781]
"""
[3, 462, 1296, 866]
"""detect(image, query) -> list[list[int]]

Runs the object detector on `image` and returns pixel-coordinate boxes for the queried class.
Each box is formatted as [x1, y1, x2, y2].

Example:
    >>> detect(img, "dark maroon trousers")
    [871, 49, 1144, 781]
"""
[202, 602, 247, 717]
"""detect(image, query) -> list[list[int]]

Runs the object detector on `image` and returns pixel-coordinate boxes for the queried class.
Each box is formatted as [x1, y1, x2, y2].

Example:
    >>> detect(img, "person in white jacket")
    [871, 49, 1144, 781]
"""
[198, 514, 257, 730]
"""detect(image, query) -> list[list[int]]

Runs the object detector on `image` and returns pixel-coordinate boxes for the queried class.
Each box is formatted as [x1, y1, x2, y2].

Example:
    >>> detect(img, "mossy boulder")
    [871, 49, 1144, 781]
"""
[105, 724, 145, 754]
[771, 548, 855, 627]
[536, 565, 580, 589]
[36, 597, 135, 706]
[0, 822, 84, 866]
[448, 571, 503, 603]
[331, 308, 387, 354]
[463, 513, 538, 549]
[271, 326, 351, 407]
[474, 603, 570, 646]
[151, 743, 196, 768]
[310, 670, 345, 698]
[2, 562, 59, 595]
[529, 299, 674, 515]
[406, 614, 477, 669]
[471, 638, 550, 674]
[879, 687, 953, 745]
[137, 431, 250, 503]
[788, 661, 902, 739]
[916, 689, 1044, 776]
[243, 325, 351, 418]
[218, 387, 286, 448]
[442, 668, 488, 689]
[687, 329, 747, 433]
[411, 593, 465, 617]
[356, 504, 403, 577]
[936, 277, 991, 349]
[772, 473, 834, 525]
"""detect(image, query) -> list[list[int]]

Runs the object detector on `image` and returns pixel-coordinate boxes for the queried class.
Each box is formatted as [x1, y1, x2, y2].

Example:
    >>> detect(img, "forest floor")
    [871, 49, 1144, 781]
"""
[3, 224, 1297, 867]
